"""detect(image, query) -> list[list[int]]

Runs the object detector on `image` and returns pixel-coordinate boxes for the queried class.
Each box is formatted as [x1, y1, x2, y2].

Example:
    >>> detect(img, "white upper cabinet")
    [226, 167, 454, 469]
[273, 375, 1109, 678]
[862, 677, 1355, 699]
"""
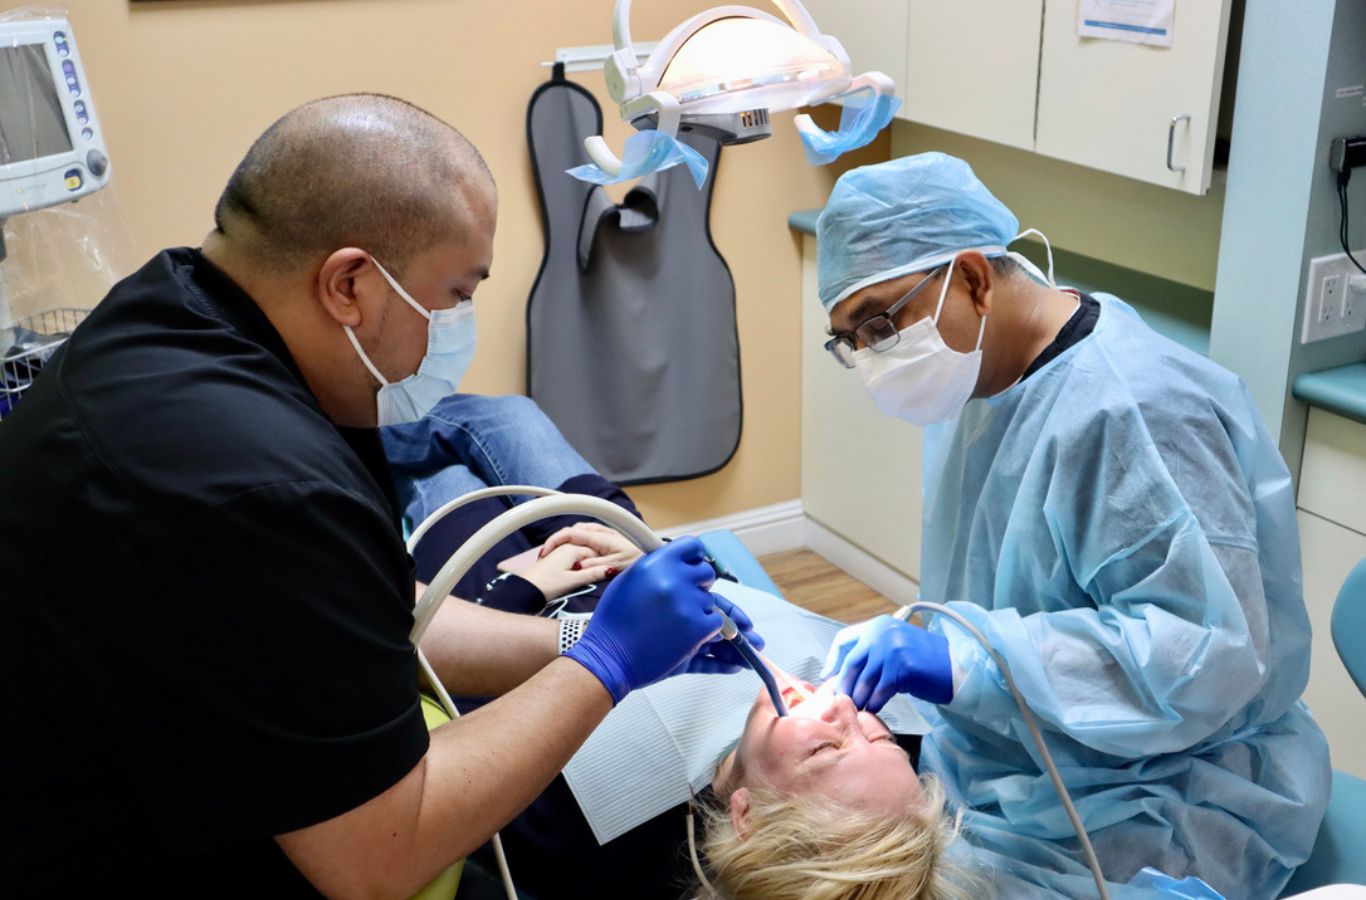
[801, 0, 909, 94]
[903, 0, 1044, 151]
[1034, 1, 1236, 194]
[808, 0, 1235, 193]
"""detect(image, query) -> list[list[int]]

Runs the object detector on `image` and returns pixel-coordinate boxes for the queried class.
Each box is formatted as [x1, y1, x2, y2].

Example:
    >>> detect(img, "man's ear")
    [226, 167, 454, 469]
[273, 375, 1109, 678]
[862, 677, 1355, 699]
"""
[315, 248, 374, 327]
[956, 250, 995, 318]
[728, 787, 753, 841]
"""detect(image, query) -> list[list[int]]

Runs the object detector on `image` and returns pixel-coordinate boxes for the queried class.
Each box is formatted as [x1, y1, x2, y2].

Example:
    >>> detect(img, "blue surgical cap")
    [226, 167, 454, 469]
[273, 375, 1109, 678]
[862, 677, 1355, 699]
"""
[816, 152, 1020, 312]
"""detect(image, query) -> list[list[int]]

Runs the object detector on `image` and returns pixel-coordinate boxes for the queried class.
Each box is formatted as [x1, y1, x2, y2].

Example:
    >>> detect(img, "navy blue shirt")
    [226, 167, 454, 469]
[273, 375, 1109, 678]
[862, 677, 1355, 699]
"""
[1021, 292, 1100, 382]
[0, 248, 428, 896]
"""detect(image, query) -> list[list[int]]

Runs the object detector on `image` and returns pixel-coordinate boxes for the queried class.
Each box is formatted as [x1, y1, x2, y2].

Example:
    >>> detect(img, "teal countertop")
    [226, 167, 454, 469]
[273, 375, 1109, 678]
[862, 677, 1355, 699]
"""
[788, 208, 1213, 356]
[789, 209, 820, 235]
[1293, 363, 1366, 426]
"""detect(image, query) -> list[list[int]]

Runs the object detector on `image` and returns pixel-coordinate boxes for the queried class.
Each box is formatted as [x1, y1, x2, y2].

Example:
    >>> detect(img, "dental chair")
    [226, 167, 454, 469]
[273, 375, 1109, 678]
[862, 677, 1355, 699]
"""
[1280, 558, 1366, 895]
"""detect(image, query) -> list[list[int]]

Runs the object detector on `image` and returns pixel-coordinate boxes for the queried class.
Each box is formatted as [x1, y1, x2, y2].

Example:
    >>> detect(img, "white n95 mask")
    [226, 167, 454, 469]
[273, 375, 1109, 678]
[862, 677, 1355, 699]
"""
[853, 256, 985, 426]
[343, 259, 476, 427]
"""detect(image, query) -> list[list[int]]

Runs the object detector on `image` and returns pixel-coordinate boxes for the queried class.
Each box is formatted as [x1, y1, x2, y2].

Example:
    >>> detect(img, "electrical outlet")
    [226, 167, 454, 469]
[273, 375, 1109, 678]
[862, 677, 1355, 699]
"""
[1301, 250, 1366, 343]
[1322, 274, 1343, 321]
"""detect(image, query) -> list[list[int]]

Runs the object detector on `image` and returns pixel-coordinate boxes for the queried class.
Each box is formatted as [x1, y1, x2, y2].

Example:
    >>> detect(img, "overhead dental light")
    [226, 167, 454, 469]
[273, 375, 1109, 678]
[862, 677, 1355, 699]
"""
[568, 0, 900, 188]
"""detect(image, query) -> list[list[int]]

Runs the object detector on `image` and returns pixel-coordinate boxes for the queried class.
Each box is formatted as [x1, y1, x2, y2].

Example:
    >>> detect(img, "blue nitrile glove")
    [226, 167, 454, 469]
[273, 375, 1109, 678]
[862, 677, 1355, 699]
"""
[670, 593, 765, 676]
[819, 614, 954, 711]
[564, 536, 724, 704]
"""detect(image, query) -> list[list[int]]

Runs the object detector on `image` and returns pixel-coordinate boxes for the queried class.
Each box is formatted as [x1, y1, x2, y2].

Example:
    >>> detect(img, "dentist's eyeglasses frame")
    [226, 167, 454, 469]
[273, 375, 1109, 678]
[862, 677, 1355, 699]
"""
[823, 265, 947, 369]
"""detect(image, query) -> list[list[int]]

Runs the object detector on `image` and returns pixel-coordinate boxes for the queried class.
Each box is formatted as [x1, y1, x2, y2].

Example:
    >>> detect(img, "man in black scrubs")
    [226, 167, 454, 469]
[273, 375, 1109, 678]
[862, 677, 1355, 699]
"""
[0, 94, 748, 896]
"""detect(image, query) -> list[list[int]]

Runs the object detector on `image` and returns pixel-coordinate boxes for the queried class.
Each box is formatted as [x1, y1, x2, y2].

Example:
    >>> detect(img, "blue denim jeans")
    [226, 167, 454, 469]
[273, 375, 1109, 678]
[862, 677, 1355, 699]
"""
[379, 394, 635, 599]
[380, 394, 597, 534]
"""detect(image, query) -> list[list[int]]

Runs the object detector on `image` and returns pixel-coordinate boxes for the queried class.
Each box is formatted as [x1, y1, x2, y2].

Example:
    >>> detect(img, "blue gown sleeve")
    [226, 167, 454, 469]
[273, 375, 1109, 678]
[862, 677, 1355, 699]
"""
[931, 407, 1274, 759]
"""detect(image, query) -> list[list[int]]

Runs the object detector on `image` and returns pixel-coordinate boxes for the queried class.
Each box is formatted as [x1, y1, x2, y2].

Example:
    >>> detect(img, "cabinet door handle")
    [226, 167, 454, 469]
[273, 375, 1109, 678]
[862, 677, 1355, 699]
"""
[1167, 114, 1191, 173]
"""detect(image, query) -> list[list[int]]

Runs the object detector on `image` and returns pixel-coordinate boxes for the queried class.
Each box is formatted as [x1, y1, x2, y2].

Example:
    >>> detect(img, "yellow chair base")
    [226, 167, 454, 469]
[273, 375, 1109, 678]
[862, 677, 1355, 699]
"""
[411, 695, 463, 900]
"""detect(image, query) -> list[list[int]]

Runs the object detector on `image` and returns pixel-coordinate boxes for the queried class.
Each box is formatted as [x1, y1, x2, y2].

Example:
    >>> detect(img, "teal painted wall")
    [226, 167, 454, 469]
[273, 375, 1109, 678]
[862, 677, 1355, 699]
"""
[1211, 0, 1366, 470]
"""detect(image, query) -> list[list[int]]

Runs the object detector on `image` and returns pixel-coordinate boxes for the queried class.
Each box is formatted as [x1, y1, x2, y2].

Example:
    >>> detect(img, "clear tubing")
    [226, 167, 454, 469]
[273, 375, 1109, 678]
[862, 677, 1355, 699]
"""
[900, 602, 1110, 900]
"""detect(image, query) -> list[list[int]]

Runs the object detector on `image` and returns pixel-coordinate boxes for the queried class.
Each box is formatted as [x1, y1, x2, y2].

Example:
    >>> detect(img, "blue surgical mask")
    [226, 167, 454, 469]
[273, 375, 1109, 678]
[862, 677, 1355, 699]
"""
[795, 92, 901, 166]
[343, 259, 476, 427]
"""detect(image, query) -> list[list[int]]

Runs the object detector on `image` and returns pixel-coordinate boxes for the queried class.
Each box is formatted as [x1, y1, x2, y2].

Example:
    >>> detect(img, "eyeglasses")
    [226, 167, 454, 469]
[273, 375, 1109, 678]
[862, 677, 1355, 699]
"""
[823, 266, 946, 369]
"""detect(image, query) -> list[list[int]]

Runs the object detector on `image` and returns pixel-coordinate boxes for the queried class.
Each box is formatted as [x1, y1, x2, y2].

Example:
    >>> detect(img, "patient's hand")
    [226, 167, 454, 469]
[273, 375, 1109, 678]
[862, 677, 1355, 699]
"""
[538, 522, 644, 572]
[520, 542, 618, 601]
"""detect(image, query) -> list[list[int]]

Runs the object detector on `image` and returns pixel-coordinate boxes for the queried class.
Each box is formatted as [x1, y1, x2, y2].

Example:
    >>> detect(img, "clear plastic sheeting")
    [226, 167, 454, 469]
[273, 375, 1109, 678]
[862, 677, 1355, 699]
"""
[0, 183, 135, 418]
[1, 186, 134, 315]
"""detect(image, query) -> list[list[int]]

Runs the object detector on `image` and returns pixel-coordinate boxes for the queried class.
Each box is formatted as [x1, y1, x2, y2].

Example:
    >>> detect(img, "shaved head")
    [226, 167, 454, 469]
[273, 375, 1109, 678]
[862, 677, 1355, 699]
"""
[212, 93, 493, 276]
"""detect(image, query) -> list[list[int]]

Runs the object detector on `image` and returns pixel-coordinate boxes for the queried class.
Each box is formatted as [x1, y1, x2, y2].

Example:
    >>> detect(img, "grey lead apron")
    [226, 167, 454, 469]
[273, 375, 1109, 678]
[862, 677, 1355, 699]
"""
[525, 66, 741, 486]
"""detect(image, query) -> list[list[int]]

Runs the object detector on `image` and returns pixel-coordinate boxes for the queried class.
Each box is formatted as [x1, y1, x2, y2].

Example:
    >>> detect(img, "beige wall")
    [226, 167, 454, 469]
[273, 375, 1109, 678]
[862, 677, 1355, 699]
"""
[62, 0, 889, 528]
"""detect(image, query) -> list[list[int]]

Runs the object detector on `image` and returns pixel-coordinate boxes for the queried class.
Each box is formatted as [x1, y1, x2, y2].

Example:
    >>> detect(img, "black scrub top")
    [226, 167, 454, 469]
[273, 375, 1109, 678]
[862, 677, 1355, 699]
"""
[0, 249, 428, 896]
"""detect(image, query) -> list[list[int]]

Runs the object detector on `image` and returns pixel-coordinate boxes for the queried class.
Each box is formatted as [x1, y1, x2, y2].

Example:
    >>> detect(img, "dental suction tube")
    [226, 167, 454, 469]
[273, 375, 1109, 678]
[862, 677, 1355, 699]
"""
[900, 602, 1110, 900]
[409, 488, 730, 900]
[411, 493, 663, 645]
[410, 491, 751, 652]
[721, 618, 787, 716]
[407, 486, 576, 900]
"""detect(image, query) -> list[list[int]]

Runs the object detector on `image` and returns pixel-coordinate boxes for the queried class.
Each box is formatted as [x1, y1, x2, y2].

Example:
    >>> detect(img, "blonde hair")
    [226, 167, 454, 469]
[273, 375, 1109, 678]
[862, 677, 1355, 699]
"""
[696, 778, 981, 900]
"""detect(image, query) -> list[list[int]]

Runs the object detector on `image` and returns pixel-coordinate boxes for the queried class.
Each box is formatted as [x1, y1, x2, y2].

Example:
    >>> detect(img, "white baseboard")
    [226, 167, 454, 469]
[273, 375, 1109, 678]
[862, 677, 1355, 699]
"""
[663, 502, 920, 605]
[660, 499, 805, 557]
[804, 517, 920, 606]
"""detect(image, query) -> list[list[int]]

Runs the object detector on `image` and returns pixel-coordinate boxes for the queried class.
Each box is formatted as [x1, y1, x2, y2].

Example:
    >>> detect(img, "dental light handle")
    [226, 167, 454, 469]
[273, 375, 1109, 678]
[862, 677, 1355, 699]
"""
[792, 70, 895, 138]
[581, 90, 682, 179]
[899, 602, 1110, 900]
[583, 136, 623, 177]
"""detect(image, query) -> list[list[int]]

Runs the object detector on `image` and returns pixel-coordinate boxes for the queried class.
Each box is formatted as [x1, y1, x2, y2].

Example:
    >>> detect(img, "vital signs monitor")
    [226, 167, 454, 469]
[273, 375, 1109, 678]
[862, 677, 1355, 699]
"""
[0, 16, 109, 218]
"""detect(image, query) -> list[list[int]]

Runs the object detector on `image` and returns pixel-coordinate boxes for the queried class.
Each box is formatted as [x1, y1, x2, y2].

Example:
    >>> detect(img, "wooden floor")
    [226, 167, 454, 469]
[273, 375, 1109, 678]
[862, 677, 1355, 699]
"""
[758, 549, 898, 624]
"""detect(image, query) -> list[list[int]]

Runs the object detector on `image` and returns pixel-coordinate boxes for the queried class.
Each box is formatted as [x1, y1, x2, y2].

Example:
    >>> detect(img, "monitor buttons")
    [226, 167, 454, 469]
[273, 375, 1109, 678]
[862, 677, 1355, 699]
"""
[61, 60, 80, 96]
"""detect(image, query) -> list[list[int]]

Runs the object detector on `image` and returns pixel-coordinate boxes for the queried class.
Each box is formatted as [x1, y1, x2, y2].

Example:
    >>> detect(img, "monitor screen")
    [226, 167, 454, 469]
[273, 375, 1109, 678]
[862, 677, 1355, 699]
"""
[0, 44, 72, 165]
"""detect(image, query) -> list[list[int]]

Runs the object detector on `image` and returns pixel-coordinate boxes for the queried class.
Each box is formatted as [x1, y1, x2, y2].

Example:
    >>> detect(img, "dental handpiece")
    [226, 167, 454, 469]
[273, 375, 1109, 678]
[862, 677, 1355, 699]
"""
[720, 615, 789, 717]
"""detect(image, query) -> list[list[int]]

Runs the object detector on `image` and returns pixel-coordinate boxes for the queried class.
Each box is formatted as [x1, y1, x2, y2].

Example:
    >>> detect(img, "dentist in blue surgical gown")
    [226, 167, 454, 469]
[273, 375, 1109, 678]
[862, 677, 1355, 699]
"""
[815, 153, 1330, 899]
